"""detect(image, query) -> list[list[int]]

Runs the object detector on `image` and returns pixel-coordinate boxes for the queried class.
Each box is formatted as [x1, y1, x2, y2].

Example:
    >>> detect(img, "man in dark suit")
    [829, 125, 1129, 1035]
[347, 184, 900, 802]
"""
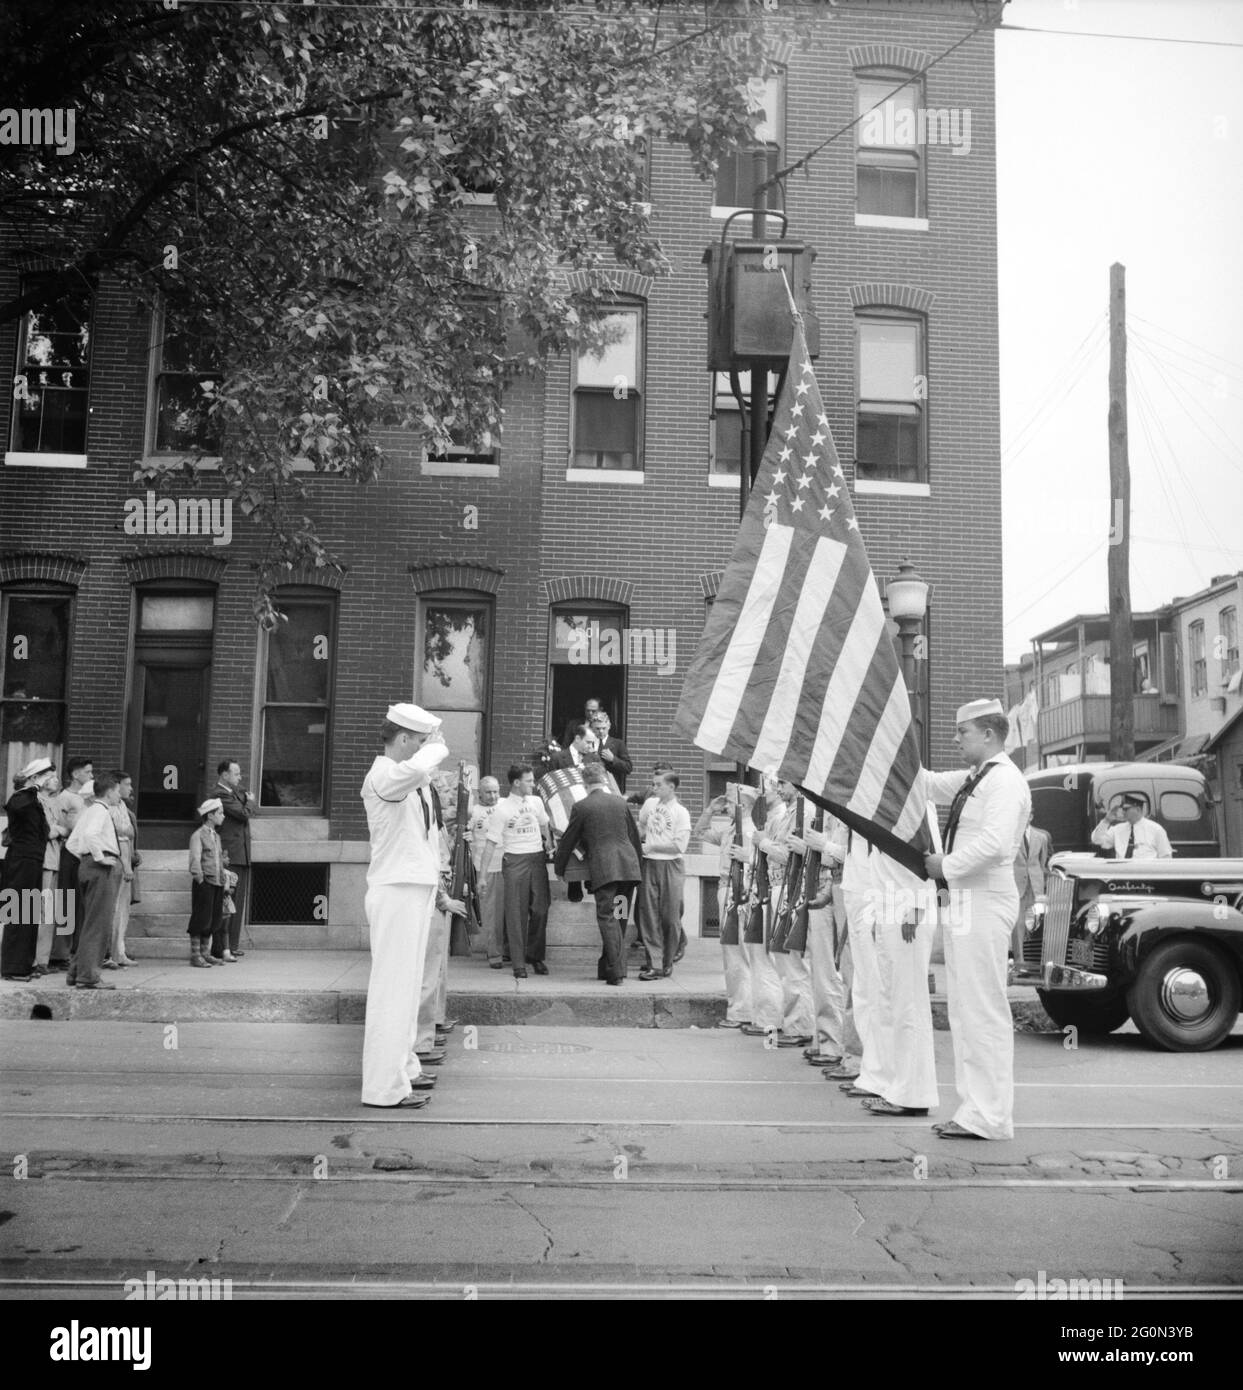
[550, 723, 603, 773]
[215, 759, 255, 959]
[1011, 810, 1051, 964]
[553, 762, 642, 984]
[562, 697, 603, 750]
[589, 711, 632, 793]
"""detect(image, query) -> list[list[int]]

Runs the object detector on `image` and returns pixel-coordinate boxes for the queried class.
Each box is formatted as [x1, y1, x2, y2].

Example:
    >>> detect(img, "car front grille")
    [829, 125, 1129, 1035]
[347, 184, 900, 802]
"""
[1041, 876, 1075, 970]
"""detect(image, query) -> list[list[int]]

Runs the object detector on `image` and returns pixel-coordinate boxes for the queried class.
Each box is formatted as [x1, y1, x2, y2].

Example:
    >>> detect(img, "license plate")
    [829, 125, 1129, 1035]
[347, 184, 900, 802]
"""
[1067, 938, 1093, 967]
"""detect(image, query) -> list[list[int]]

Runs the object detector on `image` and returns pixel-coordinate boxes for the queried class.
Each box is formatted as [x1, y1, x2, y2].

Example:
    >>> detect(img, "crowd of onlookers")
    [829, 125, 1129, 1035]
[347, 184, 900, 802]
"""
[0, 755, 255, 986]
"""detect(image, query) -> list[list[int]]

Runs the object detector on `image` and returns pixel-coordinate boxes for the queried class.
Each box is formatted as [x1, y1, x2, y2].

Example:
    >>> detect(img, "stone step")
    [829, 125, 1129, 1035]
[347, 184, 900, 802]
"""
[129, 890, 192, 916]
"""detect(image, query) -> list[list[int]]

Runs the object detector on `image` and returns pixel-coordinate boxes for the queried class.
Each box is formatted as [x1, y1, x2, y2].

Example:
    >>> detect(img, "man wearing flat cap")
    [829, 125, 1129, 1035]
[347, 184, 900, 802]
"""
[359, 703, 463, 1109]
[921, 698, 1031, 1141]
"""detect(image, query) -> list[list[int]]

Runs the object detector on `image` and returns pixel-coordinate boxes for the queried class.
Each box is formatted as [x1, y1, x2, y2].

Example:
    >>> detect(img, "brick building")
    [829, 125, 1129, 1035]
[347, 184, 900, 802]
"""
[1, 2, 1006, 947]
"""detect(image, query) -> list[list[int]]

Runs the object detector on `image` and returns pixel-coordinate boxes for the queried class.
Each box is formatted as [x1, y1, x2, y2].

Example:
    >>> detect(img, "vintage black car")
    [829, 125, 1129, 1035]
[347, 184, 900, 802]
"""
[1017, 854, 1243, 1051]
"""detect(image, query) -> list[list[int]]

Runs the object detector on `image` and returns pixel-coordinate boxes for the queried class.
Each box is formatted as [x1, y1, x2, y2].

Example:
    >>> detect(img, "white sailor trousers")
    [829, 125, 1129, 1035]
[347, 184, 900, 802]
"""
[774, 949, 815, 1038]
[806, 903, 846, 1057]
[718, 881, 752, 1024]
[843, 886, 892, 1096]
[416, 909, 450, 1052]
[744, 939, 784, 1032]
[943, 884, 1017, 1138]
[361, 883, 436, 1106]
[876, 912, 938, 1110]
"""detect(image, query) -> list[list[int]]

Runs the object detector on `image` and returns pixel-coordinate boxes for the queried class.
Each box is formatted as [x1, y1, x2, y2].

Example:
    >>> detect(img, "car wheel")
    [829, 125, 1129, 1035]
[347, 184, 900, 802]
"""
[1125, 938, 1241, 1052]
[1035, 990, 1131, 1034]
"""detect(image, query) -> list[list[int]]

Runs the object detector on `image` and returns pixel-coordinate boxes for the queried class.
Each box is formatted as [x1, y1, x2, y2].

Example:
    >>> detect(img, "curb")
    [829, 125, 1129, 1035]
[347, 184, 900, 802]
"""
[0, 984, 1056, 1031]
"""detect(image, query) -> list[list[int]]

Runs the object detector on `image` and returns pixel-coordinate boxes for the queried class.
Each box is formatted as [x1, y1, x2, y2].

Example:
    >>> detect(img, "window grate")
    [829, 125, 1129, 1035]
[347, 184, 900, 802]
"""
[249, 864, 328, 925]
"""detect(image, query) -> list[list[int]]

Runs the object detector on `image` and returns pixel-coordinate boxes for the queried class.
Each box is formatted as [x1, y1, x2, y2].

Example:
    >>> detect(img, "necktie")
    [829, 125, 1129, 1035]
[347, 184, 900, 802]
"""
[1125, 825, 1135, 859]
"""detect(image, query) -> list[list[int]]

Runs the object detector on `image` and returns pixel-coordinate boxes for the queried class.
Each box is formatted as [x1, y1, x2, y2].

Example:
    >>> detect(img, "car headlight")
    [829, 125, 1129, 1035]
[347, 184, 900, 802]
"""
[1025, 900, 1046, 935]
[1083, 903, 1111, 935]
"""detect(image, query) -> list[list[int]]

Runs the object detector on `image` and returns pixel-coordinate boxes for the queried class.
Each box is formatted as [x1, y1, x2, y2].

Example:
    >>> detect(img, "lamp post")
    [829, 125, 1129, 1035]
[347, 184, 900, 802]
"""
[887, 557, 930, 763]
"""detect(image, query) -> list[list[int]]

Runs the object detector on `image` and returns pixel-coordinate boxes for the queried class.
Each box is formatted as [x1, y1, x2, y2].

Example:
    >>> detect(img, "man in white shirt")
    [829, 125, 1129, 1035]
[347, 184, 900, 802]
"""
[923, 698, 1031, 1140]
[359, 703, 461, 1109]
[489, 764, 552, 978]
[466, 776, 504, 967]
[638, 772, 691, 979]
[1107, 794, 1173, 860]
[64, 772, 125, 990]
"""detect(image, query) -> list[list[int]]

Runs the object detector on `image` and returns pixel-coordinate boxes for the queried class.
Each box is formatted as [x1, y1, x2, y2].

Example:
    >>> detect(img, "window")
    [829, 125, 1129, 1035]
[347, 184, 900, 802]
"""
[856, 314, 926, 484]
[856, 72, 923, 219]
[0, 590, 71, 793]
[571, 308, 643, 473]
[416, 597, 492, 775]
[710, 370, 778, 483]
[1189, 620, 1207, 697]
[1159, 790, 1201, 822]
[1220, 607, 1239, 680]
[8, 275, 92, 466]
[149, 303, 222, 457]
[715, 73, 785, 212]
[258, 593, 336, 810]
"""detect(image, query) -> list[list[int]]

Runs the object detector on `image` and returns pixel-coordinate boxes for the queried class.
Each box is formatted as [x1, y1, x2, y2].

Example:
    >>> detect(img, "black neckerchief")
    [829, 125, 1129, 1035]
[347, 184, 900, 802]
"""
[944, 761, 997, 855]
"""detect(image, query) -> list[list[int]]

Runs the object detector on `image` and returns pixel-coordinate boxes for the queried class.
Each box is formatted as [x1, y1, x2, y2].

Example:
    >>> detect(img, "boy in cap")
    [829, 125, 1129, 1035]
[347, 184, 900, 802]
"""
[360, 703, 463, 1108]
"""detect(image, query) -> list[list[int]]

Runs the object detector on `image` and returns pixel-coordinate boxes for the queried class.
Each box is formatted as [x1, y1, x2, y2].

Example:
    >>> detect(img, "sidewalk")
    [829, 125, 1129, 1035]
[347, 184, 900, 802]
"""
[0, 940, 1053, 1029]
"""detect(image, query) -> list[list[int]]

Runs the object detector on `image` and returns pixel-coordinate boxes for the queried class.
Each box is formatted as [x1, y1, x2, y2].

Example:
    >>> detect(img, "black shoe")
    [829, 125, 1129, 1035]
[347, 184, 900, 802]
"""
[409, 1074, 437, 1090]
[3, 974, 33, 982]
[513, 968, 528, 979]
[606, 978, 622, 986]
[531, 961, 549, 976]
[638, 968, 661, 981]
[489, 962, 504, 970]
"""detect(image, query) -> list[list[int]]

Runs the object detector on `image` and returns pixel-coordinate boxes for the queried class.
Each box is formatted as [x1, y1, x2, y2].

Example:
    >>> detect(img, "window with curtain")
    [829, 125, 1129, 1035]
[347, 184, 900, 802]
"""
[0, 590, 71, 794]
[258, 594, 336, 809]
[416, 598, 492, 775]
[572, 309, 643, 471]
[856, 314, 926, 483]
[856, 72, 924, 218]
[10, 276, 92, 460]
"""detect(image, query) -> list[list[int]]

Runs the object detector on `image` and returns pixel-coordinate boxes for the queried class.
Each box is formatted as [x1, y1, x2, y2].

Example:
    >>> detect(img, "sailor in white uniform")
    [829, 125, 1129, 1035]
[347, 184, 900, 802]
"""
[922, 698, 1031, 1140]
[360, 703, 462, 1109]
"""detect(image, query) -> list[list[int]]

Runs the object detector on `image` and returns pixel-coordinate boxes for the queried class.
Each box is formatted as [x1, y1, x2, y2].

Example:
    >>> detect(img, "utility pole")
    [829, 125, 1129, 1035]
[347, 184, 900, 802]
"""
[740, 146, 772, 522]
[1108, 262, 1135, 761]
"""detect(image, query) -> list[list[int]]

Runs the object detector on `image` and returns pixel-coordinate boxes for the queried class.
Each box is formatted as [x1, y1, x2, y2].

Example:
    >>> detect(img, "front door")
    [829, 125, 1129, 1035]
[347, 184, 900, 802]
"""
[129, 661, 211, 822]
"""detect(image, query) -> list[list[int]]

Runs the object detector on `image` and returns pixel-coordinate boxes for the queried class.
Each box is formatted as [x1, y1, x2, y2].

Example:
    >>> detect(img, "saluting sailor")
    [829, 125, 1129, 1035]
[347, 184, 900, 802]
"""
[360, 703, 463, 1110]
[922, 698, 1031, 1140]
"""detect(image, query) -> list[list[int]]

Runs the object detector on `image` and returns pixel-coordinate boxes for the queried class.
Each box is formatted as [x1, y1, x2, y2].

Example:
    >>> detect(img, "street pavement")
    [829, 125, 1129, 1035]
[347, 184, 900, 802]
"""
[3, 1016, 1241, 1298]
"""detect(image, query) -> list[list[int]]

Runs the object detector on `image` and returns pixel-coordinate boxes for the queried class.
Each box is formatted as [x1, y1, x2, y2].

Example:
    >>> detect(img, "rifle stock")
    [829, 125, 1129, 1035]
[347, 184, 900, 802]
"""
[720, 798, 745, 946]
[770, 798, 804, 953]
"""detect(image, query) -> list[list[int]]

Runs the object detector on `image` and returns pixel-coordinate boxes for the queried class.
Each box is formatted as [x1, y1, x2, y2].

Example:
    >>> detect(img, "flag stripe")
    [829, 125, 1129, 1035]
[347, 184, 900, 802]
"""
[695, 522, 795, 753]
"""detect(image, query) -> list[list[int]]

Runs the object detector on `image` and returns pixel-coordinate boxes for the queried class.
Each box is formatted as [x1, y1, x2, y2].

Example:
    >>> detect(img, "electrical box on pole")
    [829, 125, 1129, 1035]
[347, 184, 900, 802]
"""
[703, 239, 819, 371]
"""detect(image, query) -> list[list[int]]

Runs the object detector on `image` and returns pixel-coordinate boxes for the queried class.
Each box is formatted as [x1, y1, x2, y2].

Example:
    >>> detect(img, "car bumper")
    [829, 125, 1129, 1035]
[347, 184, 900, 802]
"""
[1042, 963, 1109, 991]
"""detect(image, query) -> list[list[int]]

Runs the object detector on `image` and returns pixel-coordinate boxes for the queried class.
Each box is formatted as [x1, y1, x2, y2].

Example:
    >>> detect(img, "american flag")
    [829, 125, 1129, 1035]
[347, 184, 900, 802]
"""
[537, 764, 623, 878]
[675, 317, 932, 868]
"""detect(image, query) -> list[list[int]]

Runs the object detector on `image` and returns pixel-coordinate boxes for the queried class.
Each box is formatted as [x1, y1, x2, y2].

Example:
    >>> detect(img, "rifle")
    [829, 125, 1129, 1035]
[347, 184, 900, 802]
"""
[784, 805, 823, 954]
[742, 834, 768, 945]
[447, 761, 481, 957]
[719, 793, 746, 946]
[770, 798, 803, 953]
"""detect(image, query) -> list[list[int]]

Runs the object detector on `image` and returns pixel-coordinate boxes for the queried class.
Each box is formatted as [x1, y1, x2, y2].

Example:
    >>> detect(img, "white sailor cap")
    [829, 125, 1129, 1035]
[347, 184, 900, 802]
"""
[20, 757, 55, 781]
[386, 702, 442, 734]
[197, 798, 223, 816]
[956, 698, 1005, 724]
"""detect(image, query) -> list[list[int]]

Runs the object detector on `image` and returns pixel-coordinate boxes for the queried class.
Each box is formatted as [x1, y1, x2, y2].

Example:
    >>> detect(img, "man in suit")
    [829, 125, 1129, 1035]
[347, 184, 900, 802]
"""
[562, 697, 603, 750]
[215, 760, 255, 958]
[589, 711, 632, 793]
[923, 698, 1031, 1141]
[553, 762, 642, 984]
[550, 723, 606, 903]
[1011, 810, 1052, 963]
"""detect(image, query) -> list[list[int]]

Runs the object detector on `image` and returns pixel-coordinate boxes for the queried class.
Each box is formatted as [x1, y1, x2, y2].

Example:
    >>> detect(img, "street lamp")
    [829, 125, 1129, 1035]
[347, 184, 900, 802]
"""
[886, 557, 929, 763]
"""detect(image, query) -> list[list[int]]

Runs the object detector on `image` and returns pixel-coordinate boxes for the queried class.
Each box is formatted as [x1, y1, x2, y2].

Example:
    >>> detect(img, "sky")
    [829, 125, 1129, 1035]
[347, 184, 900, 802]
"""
[994, 0, 1243, 663]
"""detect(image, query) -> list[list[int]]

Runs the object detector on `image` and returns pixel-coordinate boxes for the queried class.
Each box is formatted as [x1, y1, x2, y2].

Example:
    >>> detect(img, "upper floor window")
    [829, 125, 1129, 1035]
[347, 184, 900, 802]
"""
[715, 73, 785, 213]
[710, 370, 778, 484]
[258, 593, 337, 811]
[149, 303, 222, 457]
[856, 72, 924, 220]
[0, 588, 71, 793]
[8, 275, 92, 466]
[856, 313, 926, 484]
[1189, 620, 1207, 697]
[1219, 606, 1239, 680]
[571, 308, 644, 474]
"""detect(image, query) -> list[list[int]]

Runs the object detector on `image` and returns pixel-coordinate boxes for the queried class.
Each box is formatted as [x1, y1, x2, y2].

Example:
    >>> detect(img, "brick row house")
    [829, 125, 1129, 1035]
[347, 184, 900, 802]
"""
[1, 2, 1006, 947]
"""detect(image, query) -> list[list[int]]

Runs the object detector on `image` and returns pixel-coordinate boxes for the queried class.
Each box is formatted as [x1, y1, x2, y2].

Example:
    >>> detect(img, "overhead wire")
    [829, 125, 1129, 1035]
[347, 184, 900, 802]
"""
[1130, 338, 1243, 478]
[1000, 313, 1107, 473]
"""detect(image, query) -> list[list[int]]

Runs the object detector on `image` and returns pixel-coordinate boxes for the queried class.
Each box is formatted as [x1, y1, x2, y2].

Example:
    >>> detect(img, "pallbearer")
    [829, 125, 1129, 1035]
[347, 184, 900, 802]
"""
[922, 699, 1030, 1140]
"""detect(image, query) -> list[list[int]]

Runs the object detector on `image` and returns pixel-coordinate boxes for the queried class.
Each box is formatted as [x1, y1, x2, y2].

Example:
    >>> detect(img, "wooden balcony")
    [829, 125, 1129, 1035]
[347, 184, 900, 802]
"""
[1039, 694, 1180, 753]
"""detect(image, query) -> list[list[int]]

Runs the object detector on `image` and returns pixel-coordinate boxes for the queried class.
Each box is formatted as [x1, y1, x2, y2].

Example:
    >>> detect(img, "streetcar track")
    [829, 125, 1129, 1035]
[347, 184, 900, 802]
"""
[5, 1111, 1243, 1129]
[15, 1171, 1243, 1191]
